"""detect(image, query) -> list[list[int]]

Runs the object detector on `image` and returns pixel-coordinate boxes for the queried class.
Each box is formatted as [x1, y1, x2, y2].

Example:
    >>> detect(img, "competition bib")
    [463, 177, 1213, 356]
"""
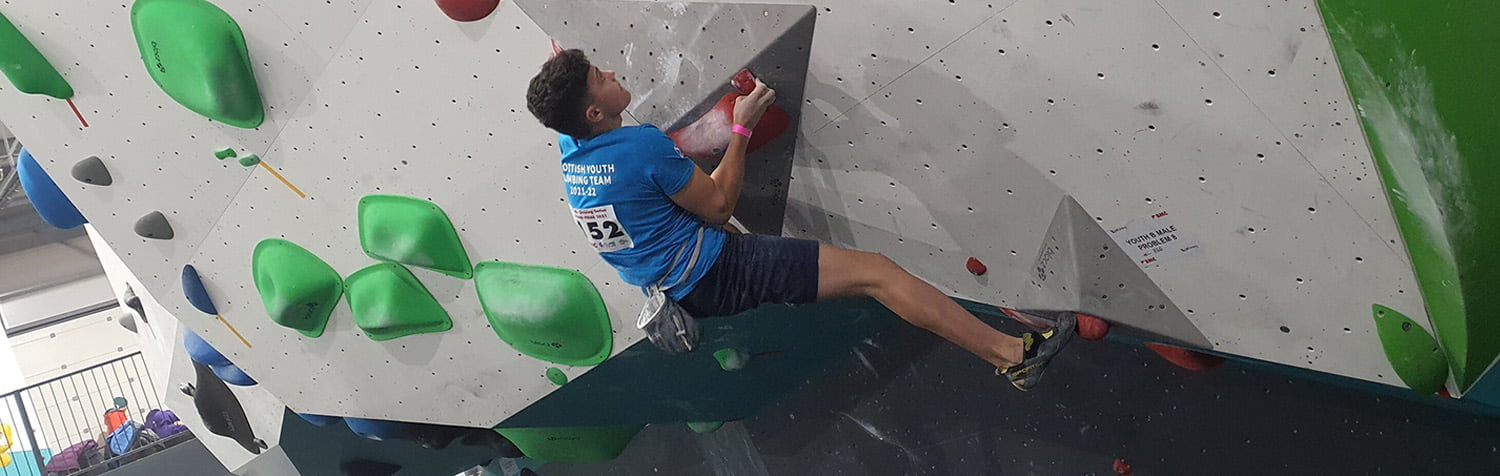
[572, 205, 634, 252]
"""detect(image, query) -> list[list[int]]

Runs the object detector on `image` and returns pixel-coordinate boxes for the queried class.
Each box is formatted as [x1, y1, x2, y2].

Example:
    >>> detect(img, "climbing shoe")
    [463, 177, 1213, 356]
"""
[997, 311, 1077, 392]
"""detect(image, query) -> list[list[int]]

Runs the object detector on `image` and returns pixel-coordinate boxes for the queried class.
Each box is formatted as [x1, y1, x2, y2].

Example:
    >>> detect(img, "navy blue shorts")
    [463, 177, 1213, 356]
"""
[677, 233, 821, 318]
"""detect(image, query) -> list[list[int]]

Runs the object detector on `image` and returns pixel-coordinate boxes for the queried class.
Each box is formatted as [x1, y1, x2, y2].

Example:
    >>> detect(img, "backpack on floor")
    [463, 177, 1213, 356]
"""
[42, 439, 98, 473]
[108, 421, 142, 456]
[145, 409, 189, 438]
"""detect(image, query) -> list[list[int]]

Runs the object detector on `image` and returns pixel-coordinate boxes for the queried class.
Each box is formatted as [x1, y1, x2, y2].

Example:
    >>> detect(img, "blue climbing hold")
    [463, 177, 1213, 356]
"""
[296, 413, 343, 427]
[182, 330, 232, 367]
[210, 363, 256, 386]
[181, 265, 218, 315]
[16, 148, 85, 229]
[343, 418, 476, 450]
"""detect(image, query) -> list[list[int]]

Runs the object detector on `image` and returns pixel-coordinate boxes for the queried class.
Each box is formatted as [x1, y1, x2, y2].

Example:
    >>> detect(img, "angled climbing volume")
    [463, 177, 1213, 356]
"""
[1372, 304, 1449, 394]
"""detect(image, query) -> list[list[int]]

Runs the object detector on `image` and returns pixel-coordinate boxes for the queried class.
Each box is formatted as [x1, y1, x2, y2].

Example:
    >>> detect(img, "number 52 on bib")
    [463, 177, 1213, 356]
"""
[572, 205, 634, 252]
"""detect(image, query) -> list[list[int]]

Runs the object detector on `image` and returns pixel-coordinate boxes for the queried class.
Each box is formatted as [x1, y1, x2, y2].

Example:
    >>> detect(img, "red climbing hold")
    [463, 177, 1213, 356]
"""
[549, 39, 563, 59]
[1076, 313, 1110, 341]
[1147, 343, 1225, 371]
[731, 68, 757, 95]
[965, 257, 987, 276]
[668, 93, 789, 161]
[1113, 458, 1132, 475]
[435, 0, 500, 22]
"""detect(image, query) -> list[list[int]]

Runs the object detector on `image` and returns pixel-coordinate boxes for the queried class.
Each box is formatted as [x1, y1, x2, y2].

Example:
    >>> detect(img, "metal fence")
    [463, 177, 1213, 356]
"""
[0, 352, 195, 476]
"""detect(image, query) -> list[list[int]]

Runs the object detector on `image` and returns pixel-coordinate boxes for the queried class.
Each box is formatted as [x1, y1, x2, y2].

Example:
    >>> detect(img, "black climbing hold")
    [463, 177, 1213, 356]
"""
[70, 156, 112, 186]
[190, 361, 263, 454]
[123, 284, 152, 332]
[118, 312, 138, 333]
[134, 211, 174, 240]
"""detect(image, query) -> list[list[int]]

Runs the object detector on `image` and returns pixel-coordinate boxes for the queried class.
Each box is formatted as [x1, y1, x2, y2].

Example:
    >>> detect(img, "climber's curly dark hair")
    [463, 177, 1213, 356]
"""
[526, 49, 593, 138]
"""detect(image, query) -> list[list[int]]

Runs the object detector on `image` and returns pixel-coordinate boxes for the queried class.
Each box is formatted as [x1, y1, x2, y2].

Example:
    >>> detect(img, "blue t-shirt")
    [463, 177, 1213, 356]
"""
[559, 125, 726, 300]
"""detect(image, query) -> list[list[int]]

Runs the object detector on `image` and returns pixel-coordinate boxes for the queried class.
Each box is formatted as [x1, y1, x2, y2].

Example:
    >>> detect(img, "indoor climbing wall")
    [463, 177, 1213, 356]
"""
[91, 229, 296, 473]
[772, 0, 1428, 386]
[0, 0, 1488, 470]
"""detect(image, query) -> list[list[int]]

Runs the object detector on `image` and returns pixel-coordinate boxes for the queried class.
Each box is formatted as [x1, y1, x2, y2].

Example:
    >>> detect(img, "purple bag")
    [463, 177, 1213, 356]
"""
[145, 409, 189, 439]
[43, 439, 98, 472]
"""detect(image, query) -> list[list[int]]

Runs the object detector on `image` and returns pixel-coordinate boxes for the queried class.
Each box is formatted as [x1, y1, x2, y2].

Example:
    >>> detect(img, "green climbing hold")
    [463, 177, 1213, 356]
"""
[344, 262, 452, 341]
[253, 239, 342, 338]
[545, 367, 568, 386]
[1373, 304, 1450, 394]
[358, 194, 473, 279]
[214, 147, 236, 160]
[686, 422, 724, 434]
[494, 426, 642, 462]
[237, 154, 260, 167]
[475, 261, 612, 367]
[713, 348, 750, 372]
[0, 11, 74, 99]
[130, 0, 264, 128]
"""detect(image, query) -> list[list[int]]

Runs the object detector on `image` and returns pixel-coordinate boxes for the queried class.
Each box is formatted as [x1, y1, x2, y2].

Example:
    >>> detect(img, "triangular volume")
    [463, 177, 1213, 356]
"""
[1021, 198, 1084, 313]
[1019, 196, 1211, 348]
[515, 0, 816, 235]
[1372, 304, 1448, 395]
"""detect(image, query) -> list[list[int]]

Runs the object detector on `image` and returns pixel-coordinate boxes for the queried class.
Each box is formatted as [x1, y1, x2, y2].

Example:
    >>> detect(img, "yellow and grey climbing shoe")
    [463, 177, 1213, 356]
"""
[998, 312, 1077, 391]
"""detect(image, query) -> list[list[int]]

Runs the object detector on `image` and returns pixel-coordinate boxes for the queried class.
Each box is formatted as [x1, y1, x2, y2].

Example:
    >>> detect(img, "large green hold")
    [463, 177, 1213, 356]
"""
[494, 426, 642, 462]
[0, 11, 73, 99]
[1318, 0, 1500, 390]
[358, 195, 473, 279]
[344, 262, 452, 341]
[130, 0, 264, 128]
[475, 261, 612, 367]
[253, 239, 342, 338]
[1372, 304, 1449, 395]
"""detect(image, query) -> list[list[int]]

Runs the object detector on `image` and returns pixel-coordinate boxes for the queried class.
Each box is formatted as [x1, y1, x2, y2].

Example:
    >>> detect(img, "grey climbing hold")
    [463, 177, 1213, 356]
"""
[70, 156, 112, 186]
[134, 211, 174, 240]
[118, 311, 138, 333]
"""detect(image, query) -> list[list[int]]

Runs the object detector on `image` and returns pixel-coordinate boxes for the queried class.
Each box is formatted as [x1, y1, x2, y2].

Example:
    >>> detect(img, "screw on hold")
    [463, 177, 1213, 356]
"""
[546, 367, 568, 386]
[215, 147, 237, 160]
[965, 257, 987, 276]
[238, 154, 261, 167]
[714, 348, 750, 371]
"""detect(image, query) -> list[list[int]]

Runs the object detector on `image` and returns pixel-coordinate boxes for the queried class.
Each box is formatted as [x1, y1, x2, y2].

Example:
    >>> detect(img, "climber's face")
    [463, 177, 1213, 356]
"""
[584, 65, 632, 124]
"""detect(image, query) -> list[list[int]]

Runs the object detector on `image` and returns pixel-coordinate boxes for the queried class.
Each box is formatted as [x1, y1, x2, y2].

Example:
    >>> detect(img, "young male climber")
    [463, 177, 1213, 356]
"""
[525, 49, 1075, 390]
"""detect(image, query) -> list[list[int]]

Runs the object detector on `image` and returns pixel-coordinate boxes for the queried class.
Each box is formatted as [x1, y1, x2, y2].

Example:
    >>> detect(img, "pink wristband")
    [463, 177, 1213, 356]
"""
[731, 124, 753, 139]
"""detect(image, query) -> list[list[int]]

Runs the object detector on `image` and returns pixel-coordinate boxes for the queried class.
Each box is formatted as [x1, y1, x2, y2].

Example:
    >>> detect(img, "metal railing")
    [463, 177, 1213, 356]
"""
[0, 352, 195, 475]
